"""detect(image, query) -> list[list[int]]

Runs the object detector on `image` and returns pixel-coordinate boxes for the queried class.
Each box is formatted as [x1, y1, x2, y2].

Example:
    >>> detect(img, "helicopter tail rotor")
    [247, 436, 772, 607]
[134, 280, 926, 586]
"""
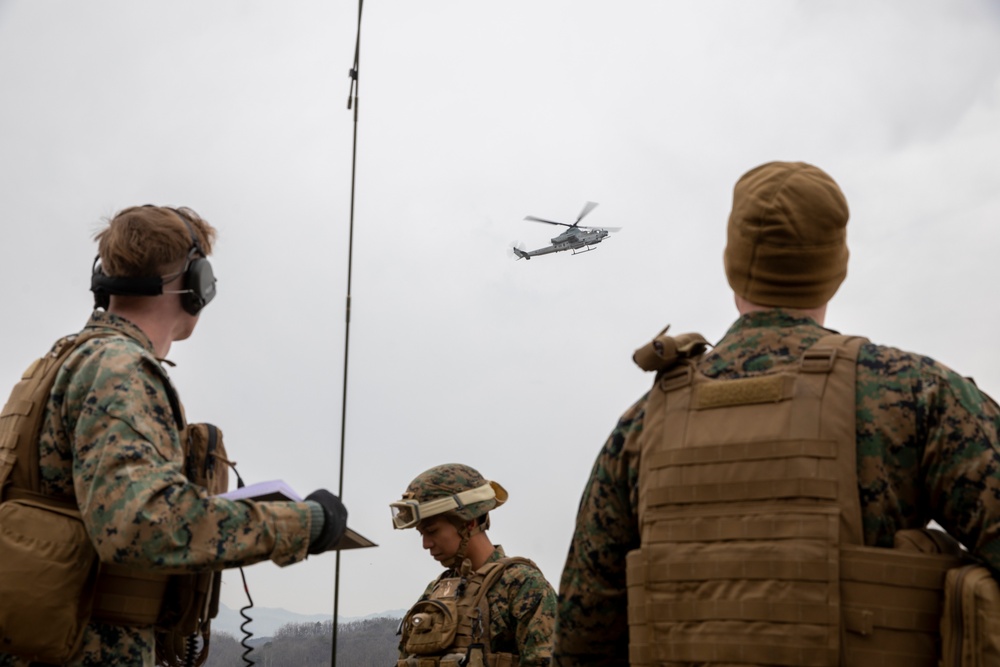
[508, 241, 530, 260]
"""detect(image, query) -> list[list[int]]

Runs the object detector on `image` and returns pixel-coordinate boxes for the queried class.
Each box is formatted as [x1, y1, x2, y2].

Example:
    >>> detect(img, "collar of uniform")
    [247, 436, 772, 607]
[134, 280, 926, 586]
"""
[486, 544, 507, 564]
[444, 544, 507, 577]
[724, 309, 828, 338]
[82, 310, 157, 357]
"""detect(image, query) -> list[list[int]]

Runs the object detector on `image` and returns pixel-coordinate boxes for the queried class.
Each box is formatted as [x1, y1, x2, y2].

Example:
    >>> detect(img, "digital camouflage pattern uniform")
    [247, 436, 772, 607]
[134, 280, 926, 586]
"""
[406, 545, 557, 666]
[554, 310, 1000, 665]
[0, 311, 315, 667]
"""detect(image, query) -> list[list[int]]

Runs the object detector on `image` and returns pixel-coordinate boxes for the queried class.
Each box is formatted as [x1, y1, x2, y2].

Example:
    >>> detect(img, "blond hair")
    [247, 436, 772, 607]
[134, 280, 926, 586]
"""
[94, 206, 217, 277]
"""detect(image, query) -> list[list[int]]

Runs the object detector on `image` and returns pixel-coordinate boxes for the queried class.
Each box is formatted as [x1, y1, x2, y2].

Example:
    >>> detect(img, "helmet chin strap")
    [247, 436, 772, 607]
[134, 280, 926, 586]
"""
[440, 521, 484, 569]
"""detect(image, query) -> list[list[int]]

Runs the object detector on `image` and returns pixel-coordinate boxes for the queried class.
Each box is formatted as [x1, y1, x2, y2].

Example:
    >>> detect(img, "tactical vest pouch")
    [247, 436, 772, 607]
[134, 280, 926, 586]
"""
[92, 564, 169, 626]
[402, 584, 462, 655]
[842, 544, 965, 667]
[632, 326, 710, 373]
[0, 496, 98, 664]
[941, 564, 1000, 667]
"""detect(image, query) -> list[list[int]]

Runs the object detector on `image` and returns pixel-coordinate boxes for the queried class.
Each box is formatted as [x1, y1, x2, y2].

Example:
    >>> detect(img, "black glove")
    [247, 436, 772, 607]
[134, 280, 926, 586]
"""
[305, 489, 348, 555]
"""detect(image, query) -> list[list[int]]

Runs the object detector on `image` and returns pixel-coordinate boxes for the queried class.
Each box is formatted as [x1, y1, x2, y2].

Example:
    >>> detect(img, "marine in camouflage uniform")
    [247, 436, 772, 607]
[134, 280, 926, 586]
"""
[553, 162, 1000, 665]
[0, 206, 347, 667]
[413, 544, 556, 664]
[392, 463, 557, 666]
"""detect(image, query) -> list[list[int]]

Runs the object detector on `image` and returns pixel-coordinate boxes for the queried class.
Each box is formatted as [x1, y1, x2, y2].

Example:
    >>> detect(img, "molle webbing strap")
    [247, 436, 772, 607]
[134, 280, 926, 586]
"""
[657, 640, 838, 666]
[648, 438, 840, 505]
[810, 335, 866, 545]
[626, 550, 651, 667]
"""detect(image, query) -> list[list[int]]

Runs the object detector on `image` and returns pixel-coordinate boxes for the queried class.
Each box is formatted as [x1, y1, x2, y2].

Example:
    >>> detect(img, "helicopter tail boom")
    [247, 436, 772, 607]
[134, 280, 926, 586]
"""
[512, 246, 531, 260]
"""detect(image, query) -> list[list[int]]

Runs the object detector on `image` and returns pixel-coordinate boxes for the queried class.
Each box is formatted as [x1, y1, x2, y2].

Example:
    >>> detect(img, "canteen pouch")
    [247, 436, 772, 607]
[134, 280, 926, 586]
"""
[941, 564, 1000, 667]
[402, 577, 462, 655]
[0, 497, 98, 664]
[402, 599, 460, 655]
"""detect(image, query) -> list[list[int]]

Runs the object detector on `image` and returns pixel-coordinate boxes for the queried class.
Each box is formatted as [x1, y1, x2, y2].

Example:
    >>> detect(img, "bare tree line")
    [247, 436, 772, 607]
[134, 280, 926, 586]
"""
[204, 616, 400, 667]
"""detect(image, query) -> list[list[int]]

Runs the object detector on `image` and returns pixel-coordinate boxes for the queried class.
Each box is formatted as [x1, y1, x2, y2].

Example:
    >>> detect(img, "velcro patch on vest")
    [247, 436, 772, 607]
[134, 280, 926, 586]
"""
[693, 375, 792, 409]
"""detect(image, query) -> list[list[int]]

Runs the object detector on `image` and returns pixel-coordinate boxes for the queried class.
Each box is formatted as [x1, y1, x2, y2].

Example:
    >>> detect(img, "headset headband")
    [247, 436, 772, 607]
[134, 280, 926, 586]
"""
[90, 207, 216, 314]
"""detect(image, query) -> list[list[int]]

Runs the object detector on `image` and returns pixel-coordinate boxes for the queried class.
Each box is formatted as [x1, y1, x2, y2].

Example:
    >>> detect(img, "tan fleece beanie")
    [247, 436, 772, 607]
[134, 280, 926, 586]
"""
[724, 161, 849, 309]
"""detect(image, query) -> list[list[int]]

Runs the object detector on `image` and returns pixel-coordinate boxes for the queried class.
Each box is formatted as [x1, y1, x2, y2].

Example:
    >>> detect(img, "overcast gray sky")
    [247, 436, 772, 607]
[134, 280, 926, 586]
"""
[2, 1, 999, 620]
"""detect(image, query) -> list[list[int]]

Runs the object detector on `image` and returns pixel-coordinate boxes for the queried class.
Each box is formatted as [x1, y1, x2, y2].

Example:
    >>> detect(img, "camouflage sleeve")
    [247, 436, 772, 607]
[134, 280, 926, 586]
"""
[498, 563, 557, 666]
[63, 338, 311, 571]
[553, 396, 644, 666]
[856, 344, 1000, 569]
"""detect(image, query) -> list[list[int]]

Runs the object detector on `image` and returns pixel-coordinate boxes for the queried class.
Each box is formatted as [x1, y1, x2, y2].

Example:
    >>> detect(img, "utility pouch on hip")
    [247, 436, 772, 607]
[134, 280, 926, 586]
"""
[92, 563, 169, 626]
[0, 496, 98, 664]
[941, 564, 1000, 667]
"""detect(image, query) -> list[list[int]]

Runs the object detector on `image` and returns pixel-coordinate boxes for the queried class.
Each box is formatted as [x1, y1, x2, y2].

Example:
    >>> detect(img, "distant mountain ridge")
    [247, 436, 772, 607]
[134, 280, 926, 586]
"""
[213, 602, 405, 638]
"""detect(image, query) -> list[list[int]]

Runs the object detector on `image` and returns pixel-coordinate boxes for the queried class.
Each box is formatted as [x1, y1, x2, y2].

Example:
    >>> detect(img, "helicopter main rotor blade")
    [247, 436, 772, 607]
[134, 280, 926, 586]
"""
[525, 215, 573, 227]
[573, 201, 599, 226]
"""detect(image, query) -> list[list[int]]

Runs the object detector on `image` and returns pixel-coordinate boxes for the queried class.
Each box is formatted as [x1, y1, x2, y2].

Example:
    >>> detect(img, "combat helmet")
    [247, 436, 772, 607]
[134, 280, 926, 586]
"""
[391, 463, 508, 531]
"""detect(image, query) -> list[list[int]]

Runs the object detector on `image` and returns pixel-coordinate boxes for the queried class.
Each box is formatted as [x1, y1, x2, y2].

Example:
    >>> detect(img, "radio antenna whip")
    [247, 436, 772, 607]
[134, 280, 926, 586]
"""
[332, 1, 364, 665]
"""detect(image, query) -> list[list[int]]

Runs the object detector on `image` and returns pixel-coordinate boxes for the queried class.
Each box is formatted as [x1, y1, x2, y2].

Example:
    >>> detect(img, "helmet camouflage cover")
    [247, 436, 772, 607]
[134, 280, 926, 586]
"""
[391, 463, 507, 529]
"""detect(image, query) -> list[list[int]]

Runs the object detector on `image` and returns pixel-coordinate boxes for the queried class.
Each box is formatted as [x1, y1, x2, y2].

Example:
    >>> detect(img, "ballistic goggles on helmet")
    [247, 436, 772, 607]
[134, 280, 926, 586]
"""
[390, 481, 502, 530]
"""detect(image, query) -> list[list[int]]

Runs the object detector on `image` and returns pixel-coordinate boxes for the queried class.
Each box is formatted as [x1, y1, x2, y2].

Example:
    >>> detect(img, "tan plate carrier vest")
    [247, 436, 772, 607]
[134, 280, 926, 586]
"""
[627, 332, 968, 667]
[0, 331, 226, 666]
[398, 556, 535, 667]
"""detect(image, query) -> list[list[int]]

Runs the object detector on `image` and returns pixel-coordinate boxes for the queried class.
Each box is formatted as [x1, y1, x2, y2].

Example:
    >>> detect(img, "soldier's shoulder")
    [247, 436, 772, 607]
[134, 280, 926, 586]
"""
[619, 392, 650, 423]
[858, 339, 973, 384]
[498, 558, 555, 595]
[64, 333, 161, 381]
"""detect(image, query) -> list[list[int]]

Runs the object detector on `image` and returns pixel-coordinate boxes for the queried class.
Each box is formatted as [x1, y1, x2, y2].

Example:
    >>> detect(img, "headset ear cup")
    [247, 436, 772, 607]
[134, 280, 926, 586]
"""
[91, 262, 112, 310]
[181, 257, 217, 315]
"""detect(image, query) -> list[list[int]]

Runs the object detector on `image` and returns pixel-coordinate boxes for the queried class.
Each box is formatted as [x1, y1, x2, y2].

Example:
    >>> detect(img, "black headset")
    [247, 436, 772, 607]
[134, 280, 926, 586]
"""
[90, 207, 217, 316]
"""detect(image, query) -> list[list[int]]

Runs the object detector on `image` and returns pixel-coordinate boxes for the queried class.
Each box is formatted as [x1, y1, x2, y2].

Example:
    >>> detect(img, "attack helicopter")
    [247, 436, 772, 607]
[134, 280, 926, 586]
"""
[511, 201, 620, 260]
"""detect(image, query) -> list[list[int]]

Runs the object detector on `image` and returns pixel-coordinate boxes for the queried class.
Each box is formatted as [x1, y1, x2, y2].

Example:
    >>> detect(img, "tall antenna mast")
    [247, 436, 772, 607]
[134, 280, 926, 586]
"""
[331, 1, 364, 664]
